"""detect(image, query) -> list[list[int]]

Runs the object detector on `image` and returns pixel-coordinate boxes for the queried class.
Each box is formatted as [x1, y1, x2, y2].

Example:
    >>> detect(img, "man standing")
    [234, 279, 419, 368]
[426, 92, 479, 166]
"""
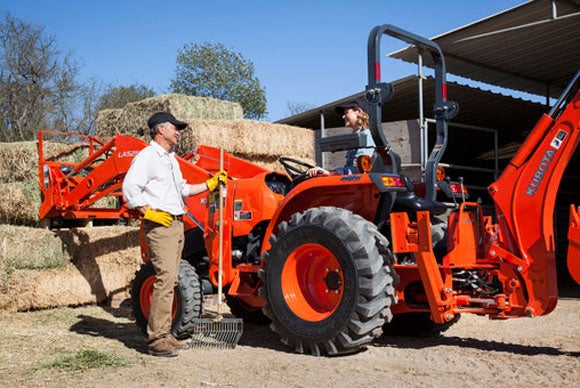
[122, 112, 226, 357]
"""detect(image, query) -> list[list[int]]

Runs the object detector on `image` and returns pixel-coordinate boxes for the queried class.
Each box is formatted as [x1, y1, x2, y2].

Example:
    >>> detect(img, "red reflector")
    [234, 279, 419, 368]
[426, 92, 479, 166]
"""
[442, 83, 447, 99]
[450, 183, 468, 194]
[375, 62, 381, 81]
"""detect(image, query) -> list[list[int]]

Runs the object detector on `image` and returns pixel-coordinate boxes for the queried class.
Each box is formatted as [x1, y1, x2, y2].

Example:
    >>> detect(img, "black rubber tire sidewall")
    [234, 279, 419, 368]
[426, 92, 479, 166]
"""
[130, 260, 203, 339]
[265, 223, 359, 341]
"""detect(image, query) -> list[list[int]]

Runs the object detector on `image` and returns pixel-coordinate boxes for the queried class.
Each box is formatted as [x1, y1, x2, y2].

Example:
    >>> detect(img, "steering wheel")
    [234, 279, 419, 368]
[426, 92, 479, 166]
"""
[278, 157, 315, 179]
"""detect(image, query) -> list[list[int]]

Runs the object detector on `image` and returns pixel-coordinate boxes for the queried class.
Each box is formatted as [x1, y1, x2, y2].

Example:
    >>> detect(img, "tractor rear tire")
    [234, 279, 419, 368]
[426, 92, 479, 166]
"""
[261, 206, 397, 356]
[130, 260, 203, 339]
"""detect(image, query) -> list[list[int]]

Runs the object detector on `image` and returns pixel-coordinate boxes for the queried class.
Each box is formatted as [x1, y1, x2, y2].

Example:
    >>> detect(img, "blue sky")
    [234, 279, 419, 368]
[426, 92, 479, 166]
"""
[3, 0, 526, 121]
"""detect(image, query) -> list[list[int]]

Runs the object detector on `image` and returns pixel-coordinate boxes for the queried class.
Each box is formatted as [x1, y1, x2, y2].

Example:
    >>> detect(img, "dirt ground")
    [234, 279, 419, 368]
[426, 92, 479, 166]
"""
[1, 291, 579, 388]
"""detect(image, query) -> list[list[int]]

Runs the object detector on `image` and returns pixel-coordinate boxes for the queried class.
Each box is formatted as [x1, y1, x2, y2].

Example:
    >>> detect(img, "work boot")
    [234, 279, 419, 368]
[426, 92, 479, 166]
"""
[148, 337, 178, 357]
[167, 334, 189, 350]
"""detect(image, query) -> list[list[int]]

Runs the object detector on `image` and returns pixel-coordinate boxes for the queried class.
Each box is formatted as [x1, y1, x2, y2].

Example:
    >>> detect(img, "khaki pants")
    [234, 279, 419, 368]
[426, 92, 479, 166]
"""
[144, 219, 184, 342]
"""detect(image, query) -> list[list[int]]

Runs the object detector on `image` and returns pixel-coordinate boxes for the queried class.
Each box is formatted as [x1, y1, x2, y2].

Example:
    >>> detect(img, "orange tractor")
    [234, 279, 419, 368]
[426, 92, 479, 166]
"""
[38, 24, 579, 355]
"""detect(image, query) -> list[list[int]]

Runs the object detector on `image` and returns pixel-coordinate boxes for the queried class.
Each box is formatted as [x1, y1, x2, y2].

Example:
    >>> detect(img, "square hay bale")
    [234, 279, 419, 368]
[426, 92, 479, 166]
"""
[0, 140, 88, 185]
[0, 225, 67, 275]
[94, 108, 123, 137]
[0, 225, 141, 312]
[0, 141, 39, 183]
[95, 94, 244, 138]
[177, 120, 315, 161]
[0, 181, 41, 225]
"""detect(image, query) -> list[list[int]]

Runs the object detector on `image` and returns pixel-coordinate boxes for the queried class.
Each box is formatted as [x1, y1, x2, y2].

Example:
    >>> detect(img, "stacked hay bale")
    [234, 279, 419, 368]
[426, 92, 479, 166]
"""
[96, 94, 316, 170]
[96, 94, 245, 138]
[0, 225, 140, 312]
[0, 94, 315, 312]
[0, 141, 43, 226]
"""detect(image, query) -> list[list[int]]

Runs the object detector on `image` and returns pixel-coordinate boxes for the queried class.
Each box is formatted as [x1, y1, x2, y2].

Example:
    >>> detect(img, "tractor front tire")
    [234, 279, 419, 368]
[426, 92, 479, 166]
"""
[261, 206, 397, 356]
[130, 260, 203, 339]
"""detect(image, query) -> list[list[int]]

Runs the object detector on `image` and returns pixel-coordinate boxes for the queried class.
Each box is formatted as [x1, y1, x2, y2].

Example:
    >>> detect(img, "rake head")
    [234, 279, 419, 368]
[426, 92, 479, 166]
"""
[189, 316, 243, 349]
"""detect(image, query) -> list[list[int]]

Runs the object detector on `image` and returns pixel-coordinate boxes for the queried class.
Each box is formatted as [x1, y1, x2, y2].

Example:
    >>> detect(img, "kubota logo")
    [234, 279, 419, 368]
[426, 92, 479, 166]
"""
[526, 149, 555, 197]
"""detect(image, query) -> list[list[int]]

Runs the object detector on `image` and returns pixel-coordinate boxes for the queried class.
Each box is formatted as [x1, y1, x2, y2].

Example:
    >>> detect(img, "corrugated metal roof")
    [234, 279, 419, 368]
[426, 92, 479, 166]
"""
[389, 0, 580, 98]
[277, 76, 547, 141]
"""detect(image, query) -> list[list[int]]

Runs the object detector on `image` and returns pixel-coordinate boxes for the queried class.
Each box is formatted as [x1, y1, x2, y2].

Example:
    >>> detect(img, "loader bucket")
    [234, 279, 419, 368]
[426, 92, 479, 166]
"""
[567, 205, 580, 285]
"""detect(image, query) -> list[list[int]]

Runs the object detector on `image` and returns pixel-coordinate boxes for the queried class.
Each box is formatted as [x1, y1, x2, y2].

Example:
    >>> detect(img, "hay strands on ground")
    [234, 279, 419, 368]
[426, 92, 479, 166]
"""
[190, 147, 243, 350]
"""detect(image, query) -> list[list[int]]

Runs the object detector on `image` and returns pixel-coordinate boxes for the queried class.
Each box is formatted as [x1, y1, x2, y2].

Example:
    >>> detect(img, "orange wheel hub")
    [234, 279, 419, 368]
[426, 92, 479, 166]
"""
[139, 276, 178, 321]
[281, 243, 344, 322]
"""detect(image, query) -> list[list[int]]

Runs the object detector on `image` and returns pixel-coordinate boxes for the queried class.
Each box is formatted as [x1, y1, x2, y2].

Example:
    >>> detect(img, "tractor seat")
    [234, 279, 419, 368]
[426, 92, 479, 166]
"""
[393, 175, 447, 216]
[370, 150, 446, 215]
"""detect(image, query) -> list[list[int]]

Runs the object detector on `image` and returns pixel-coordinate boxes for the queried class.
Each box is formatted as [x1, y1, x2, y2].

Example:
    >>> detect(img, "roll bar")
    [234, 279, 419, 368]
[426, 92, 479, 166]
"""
[366, 24, 458, 201]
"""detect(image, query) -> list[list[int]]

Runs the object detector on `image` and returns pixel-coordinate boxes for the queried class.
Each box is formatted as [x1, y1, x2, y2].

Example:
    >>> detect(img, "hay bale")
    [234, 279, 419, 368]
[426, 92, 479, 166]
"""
[0, 225, 67, 272]
[178, 120, 315, 161]
[0, 181, 41, 225]
[0, 140, 89, 184]
[94, 108, 123, 137]
[0, 141, 39, 183]
[0, 225, 141, 312]
[95, 94, 244, 137]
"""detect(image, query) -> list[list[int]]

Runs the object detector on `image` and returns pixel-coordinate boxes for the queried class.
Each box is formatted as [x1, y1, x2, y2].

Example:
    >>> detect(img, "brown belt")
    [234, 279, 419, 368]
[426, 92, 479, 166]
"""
[152, 209, 183, 221]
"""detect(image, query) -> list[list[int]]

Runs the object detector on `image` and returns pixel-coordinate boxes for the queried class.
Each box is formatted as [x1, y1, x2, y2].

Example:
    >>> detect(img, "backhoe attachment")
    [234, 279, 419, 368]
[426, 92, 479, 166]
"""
[568, 205, 580, 284]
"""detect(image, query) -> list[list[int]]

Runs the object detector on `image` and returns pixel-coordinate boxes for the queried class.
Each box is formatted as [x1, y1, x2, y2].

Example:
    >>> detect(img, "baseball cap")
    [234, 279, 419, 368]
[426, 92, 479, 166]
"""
[147, 112, 188, 130]
[335, 100, 364, 115]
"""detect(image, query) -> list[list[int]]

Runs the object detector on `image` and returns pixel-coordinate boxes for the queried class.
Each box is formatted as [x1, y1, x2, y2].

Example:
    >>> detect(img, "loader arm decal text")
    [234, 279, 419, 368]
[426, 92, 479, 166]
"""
[526, 149, 555, 197]
[525, 129, 568, 197]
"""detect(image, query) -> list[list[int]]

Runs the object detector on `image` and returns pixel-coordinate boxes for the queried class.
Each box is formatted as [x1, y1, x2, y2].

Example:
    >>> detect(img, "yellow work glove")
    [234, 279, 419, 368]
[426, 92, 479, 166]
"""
[205, 170, 227, 192]
[142, 208, 172, 227]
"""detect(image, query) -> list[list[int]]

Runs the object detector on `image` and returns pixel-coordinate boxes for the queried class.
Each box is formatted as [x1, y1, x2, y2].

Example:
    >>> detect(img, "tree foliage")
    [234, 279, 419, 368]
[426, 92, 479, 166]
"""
[97, 84, 155, 111]
[0, 12, 97, 141]
[170, 42, 267, 120]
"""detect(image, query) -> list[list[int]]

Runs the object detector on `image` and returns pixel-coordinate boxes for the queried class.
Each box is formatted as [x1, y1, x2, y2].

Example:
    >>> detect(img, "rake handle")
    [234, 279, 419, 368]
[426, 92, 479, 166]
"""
[217, 147, 224, 318]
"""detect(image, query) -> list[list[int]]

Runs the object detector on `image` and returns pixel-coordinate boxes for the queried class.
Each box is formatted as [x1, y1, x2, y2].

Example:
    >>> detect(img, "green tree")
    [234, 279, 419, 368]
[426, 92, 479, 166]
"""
[0, 12, 97, 140]
[97, 84, 155, 111]
[170, 42, 267, 120]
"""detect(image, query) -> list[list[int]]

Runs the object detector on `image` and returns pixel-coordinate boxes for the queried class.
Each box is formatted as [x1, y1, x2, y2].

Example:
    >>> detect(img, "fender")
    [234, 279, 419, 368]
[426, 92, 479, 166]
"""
[260, 173, 405, 254]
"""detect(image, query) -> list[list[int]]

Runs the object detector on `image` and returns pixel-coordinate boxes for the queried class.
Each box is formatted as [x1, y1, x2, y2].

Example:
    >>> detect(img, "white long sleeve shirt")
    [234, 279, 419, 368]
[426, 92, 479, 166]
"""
[122, 140, 192, 216]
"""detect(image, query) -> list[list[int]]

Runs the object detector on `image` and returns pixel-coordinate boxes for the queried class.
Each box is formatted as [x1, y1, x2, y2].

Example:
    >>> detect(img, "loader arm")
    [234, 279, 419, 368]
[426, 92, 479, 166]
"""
[488, 69, 580, 316]
[38, 131, 217, 221]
